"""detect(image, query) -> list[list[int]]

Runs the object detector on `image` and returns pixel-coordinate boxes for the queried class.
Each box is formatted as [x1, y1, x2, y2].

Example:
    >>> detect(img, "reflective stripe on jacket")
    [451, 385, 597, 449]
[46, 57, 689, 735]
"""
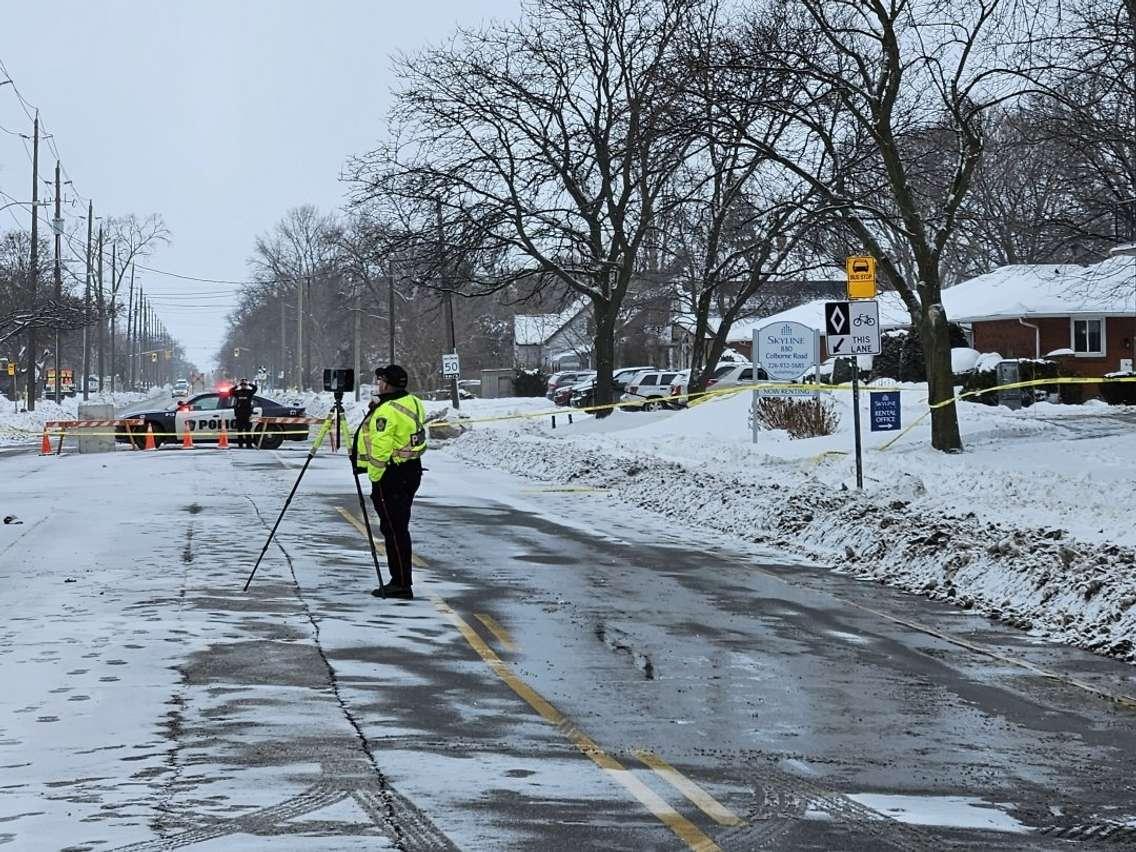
[360, 393, 428, 481]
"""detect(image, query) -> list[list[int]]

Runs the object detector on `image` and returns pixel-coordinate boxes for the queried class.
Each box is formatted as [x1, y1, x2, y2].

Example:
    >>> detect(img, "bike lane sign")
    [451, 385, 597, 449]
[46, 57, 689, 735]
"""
[824, 300, 881, 356]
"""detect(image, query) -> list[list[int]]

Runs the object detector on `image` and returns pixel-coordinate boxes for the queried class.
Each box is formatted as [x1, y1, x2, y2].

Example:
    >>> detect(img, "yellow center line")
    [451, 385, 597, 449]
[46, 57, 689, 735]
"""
[474, 613, 517, 653]
[337, 507, 426, 567]
[633, 748, 744, 827]
[432, 598, 720, 852]
[334, 508, 720, 852]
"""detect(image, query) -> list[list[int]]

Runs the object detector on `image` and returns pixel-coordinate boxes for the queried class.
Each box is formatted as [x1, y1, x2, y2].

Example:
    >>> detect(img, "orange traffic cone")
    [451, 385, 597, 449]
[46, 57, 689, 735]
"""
[144, 423, 156, 451]
[218, 423, 230, 449]
[39, 428, 52, 455]
[182, 427, 194, 449]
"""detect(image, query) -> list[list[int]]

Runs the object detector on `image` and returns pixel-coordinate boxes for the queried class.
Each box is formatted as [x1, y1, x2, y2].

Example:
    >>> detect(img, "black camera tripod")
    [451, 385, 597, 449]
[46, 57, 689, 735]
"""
[243, 392, 386, 597]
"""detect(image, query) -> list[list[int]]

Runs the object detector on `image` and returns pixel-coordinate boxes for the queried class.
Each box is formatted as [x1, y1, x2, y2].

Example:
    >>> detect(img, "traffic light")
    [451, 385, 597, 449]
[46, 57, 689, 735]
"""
[165, 350, 172, 360]
[234, 348, 240, 358]
[151, 353, 158, 363]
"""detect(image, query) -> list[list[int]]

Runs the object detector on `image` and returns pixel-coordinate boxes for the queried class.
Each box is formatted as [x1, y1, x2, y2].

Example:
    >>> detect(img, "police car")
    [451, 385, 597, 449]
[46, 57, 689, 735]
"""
[116, 389, 307, 450]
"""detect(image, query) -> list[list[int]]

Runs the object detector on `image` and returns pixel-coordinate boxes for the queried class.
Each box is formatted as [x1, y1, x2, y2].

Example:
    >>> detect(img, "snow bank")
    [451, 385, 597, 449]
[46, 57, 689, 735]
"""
[446, 389, 1136, 664]
[0, 391, 154, 443]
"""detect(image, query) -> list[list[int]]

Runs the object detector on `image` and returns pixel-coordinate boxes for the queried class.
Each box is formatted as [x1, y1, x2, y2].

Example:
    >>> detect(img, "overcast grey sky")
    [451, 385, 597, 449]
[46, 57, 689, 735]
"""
[0, 0, 520, 371]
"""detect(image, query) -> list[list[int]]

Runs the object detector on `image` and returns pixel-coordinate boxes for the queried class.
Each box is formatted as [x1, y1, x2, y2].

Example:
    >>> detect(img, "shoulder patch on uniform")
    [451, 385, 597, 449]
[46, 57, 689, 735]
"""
[375, 417, 387, 430]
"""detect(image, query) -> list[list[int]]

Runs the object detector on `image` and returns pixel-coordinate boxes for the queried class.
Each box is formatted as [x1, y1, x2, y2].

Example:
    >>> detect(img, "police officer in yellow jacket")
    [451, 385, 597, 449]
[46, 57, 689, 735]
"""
[359, 364, 427, 599]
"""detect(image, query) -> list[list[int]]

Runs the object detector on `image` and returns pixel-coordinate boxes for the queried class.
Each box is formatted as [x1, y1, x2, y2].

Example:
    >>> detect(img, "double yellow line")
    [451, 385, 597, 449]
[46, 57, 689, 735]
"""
[334, 508, 741, 850]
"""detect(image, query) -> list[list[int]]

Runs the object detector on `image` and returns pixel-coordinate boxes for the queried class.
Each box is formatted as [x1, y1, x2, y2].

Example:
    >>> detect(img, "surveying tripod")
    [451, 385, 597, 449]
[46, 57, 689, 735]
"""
[244, 393, 386, 597]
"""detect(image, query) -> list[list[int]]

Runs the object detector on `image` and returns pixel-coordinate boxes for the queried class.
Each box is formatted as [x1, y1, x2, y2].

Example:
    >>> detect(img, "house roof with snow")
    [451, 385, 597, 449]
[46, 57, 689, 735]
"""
[938, 258, 1136, 322]
[513, 299, 589, 346]
[721, 257, 1136, 338]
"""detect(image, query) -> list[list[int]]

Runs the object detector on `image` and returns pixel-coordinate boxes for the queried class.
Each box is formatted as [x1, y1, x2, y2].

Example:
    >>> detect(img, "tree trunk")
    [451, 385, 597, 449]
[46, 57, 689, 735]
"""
[592, 298, 617, 418]
[919, 283, 963, 452]
[687, 290, 715, 394]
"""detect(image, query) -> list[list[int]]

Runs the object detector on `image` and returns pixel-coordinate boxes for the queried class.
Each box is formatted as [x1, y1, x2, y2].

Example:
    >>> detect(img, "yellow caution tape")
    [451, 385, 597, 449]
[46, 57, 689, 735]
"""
[421, 373, 1136, 431]
[2, 374, 1131, 442]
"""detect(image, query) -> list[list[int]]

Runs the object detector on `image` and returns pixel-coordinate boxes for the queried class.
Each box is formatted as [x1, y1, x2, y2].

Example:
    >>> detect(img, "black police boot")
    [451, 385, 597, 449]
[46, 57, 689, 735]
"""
[386, 584, 414, 600]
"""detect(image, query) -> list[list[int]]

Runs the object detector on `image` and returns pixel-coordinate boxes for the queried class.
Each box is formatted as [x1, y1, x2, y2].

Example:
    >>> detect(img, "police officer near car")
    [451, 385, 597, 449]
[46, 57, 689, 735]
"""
[357, 365, 427, 600]
[231, 378, 258, 449]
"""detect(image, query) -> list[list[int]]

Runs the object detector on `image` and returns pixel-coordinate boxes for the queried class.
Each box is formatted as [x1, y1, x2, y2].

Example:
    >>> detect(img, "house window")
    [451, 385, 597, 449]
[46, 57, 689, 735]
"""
[1071, 318, 1105, 356]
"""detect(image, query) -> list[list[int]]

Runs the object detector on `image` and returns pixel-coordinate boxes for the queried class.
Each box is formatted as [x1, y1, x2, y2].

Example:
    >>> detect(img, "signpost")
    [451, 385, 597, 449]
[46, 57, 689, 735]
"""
[825, 299, 881, 489]
[870, 391, 901, 431]
[752, 321, 819, 444]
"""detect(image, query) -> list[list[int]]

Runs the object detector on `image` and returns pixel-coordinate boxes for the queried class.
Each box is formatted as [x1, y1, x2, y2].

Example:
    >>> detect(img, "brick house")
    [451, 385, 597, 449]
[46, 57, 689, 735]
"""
[945, 260, 1136, 377]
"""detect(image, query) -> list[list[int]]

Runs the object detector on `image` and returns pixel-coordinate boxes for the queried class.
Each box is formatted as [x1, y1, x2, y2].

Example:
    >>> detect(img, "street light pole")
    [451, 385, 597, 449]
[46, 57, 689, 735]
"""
[26, 112, 39, 411]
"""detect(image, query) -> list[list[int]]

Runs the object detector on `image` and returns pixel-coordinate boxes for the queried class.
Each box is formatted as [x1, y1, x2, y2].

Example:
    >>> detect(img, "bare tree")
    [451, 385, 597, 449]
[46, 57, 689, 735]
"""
[1022, 0, 1136, 259]
[727, 0, 1041, 451]
[103, 214, 170, 390]
[665, 9, 823, 394]
[352, 0, 701, 415]
[248, 206, 338, 389]
[952, 104, 1090, 272]
[0, 298, 90, 346]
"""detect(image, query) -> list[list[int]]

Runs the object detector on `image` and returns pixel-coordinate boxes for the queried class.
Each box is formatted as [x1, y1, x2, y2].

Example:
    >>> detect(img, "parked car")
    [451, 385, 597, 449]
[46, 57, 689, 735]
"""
[620, 370, 681, 410]
[423, 386, 477, 401]
[569, 366, 656, 409]
[669, 363, 769, 407]
[552, 383, 577, 406]
[545, 370, 594, 400]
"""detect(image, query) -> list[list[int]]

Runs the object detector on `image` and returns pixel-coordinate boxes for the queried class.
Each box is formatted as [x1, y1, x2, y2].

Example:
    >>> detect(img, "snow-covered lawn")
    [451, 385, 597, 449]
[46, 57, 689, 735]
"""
[445, 387, 1136, 663]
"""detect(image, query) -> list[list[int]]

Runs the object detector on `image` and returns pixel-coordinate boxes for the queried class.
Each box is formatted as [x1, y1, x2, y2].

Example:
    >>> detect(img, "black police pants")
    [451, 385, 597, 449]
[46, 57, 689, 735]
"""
[234, 415, 252, 447]
[371, 460, 422, 587]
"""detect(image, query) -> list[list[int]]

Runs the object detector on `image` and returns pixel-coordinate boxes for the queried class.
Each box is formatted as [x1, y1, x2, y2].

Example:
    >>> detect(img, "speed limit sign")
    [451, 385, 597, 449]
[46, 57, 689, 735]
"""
[441, 353, 461, 377]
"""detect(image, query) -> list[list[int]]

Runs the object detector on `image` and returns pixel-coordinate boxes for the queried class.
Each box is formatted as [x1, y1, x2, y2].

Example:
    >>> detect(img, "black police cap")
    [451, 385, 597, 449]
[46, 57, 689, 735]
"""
[376, 364, 408, 389]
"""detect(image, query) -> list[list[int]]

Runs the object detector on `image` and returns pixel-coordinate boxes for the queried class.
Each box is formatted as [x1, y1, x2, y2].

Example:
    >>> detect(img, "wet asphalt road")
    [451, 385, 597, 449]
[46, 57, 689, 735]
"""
[5, 445, 1136, 850]
[229, 449, 1136, 850]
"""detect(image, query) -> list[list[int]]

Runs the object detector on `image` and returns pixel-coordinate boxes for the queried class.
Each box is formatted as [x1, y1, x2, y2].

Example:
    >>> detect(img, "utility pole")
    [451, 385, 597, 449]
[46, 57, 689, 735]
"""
[82, 201, 92, 400]
[295, 277, 304, 390]
[436, 201, 459, 410]
[26, 112, 39, 411]
[141, 300, 148, 390]
[279, 296, 286, 391]
[109, 242, 117, 392]
[96, 226, 104, 392]
[131, 285, 140, 390]
[52, 160, 62, 404]
[353, 277, 361, 402]
[303, 276, 312, 392]
[126, 264, 135, 390]
[388, 262, 395, 364]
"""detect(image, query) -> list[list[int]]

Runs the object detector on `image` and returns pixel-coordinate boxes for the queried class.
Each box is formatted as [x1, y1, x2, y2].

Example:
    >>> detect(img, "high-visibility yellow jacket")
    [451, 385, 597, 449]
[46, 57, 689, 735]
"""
[360, 392, 427, 482]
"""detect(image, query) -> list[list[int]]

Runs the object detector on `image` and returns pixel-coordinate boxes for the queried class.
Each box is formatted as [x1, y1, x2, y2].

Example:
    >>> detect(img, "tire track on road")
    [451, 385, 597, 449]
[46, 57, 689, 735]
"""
[243, 494, 456, 851]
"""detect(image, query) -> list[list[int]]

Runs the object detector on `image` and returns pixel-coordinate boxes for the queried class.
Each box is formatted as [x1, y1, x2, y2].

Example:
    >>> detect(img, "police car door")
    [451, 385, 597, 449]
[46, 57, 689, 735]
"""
[175, 395, 232, 441]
